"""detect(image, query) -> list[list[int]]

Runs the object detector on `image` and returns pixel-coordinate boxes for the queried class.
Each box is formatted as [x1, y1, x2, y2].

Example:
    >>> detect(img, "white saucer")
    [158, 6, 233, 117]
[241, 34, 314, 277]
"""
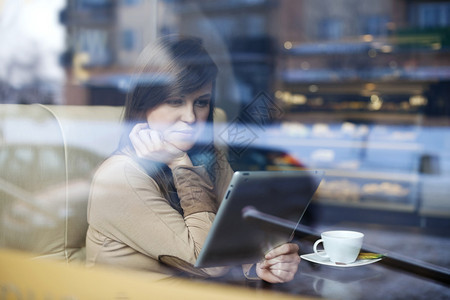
[301, 252, 382, 268]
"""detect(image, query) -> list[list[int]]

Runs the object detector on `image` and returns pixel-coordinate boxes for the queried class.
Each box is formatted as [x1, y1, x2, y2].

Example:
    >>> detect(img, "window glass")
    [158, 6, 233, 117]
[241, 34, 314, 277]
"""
[319, 19, 344, 40]
[122, 29, 136, 51]
[416, 2, 450, 28]
[0, 0, 449, 298]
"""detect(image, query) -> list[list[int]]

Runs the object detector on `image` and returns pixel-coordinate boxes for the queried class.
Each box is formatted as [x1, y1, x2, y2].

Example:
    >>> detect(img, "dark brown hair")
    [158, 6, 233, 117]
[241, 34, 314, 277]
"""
[117, 35, 219, 211]
[122, 35, 218, 125]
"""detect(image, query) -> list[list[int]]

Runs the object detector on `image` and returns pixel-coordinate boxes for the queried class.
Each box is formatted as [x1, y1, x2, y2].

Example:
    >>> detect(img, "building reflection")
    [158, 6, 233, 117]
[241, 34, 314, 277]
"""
[59, 0, 450, 115]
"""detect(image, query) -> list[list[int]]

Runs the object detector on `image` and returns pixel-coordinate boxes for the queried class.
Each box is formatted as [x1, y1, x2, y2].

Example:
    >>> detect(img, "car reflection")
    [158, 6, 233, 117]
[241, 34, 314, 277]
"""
[228, 146, 305, 171]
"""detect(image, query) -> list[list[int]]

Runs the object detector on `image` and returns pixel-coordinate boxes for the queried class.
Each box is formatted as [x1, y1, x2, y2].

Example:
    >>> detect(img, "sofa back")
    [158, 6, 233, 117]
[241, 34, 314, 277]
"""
[0, 104, 123, 263]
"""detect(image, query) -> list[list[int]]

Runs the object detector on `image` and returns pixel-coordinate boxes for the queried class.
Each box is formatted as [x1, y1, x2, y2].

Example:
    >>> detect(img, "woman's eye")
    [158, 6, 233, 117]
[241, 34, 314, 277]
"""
[195, 99, 210, 107]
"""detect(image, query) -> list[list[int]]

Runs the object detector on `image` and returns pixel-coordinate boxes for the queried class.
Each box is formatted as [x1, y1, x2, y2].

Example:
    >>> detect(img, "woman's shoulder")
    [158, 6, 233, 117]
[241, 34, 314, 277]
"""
[91, 154, 165, 199]
[96, 154, 138, 172]
[93, 155, 149, 184]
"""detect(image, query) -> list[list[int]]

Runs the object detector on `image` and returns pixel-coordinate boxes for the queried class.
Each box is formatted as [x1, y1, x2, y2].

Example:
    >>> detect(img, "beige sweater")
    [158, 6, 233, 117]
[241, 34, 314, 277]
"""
[86, 152, 233, 276]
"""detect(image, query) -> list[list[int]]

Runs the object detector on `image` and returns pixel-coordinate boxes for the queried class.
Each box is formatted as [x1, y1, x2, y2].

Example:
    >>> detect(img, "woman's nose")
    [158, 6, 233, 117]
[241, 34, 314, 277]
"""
[180, 104, 196, 124]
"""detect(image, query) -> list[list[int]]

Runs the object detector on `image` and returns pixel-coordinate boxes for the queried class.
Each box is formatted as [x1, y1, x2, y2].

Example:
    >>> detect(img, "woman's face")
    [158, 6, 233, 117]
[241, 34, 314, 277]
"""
[145, 82, 212, 152]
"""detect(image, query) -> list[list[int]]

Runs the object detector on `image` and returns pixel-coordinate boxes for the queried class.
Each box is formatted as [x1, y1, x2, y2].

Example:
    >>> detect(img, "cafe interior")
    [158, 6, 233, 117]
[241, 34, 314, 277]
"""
[1, 0, 449, 299]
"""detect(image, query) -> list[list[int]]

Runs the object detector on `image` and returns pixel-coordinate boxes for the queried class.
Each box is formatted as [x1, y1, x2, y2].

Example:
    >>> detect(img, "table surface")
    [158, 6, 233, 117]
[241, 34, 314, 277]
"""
[202, 230, 450, 300]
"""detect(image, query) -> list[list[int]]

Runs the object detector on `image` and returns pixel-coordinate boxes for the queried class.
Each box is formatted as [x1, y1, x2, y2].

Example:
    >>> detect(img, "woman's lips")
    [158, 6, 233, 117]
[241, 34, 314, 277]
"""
[170, 129, 195, 140]
[177, 129, 194, 134]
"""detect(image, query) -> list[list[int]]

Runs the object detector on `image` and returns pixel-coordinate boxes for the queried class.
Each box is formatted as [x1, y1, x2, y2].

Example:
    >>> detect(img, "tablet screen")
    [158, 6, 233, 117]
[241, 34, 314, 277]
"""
[195, 170, 324, 268]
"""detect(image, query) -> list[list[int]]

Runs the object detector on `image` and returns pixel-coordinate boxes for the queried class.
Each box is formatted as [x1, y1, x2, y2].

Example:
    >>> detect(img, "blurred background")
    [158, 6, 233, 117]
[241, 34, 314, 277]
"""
[1, 0, 449, 275]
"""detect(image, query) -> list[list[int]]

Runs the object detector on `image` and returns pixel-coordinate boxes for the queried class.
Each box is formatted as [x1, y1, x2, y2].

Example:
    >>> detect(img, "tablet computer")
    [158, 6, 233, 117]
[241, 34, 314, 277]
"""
[195, 170, 324, 268]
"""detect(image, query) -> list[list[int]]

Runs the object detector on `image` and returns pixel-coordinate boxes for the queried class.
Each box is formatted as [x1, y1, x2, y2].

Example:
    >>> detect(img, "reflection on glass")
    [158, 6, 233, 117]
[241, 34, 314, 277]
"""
[0, 0, 449, 298]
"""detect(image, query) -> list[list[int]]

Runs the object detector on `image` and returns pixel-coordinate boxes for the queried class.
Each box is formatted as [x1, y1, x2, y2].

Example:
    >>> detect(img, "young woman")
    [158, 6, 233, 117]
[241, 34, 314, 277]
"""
[85, 35, 300, 283]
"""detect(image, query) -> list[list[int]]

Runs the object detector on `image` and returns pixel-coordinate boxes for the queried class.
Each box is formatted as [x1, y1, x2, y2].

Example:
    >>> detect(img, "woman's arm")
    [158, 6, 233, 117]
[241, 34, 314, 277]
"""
[87, 156, 223, 273]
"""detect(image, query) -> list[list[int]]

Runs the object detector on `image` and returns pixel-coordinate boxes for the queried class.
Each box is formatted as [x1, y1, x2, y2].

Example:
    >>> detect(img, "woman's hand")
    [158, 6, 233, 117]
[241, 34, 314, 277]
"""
[129, 123, 192, 168]
[256, 243, 300, 283]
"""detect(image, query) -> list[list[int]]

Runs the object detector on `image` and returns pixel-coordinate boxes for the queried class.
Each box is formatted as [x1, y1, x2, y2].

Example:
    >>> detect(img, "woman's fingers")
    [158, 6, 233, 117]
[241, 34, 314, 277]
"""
[256, 243, 301, 283]
[130, 123, 161, 157]
[129, 123, 150, 157]
[265, 243, 299, 260]
[260, 253, 301, 269]
[148, 129, 164, 150]
[256, 262, 297, 283]
[129, 123, 185, 162]
[256, 260, 299, 283]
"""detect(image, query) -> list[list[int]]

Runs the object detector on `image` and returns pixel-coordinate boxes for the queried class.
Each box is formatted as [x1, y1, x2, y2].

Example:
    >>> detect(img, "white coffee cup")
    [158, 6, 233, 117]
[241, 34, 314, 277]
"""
[313, 230, 364, 264]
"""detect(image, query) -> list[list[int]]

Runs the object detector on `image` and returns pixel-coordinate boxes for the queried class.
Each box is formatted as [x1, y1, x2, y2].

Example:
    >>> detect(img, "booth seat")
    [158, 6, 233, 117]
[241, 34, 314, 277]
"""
[0, 104, 228, 265]
[0, 104, 123, 263]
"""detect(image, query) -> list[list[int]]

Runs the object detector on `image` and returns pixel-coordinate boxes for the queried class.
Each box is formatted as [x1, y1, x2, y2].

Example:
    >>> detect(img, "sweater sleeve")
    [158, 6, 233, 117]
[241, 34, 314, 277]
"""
[171, 165, 218, 216]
